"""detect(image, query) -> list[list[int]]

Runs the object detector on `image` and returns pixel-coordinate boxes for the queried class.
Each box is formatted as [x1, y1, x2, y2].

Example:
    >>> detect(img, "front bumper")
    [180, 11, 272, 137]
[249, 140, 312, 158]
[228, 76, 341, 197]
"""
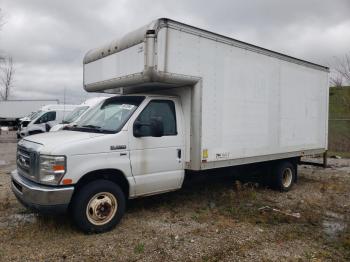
[11, 170, 74, 214]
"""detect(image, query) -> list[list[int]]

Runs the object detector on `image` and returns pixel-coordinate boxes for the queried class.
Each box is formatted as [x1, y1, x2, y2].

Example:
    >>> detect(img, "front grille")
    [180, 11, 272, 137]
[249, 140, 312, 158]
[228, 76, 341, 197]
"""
[17, 145, 38, 181]
[17, 146, 30, 172]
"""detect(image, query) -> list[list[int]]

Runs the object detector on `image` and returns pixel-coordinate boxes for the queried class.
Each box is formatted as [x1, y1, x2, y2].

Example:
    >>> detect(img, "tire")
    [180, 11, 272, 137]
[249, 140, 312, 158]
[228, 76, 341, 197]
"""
[271, 161, 296, 192]
[70, 180, 126, 234]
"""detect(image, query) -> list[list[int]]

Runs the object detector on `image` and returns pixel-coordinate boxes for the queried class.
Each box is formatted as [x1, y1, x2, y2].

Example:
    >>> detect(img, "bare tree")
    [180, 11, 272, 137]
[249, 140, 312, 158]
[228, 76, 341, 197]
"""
[333, 54, 350, 86]
[0, 8, 4, 62]
[0, 56, 15, 100]
[330, 72, 343, 87]
[0, 8, 4, 30]
[0, 9, 14, 99]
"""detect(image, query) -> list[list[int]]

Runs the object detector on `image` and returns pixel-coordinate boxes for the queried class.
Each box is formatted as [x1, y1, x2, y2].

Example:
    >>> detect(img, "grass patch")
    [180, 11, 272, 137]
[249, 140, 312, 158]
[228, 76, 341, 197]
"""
[329, 87, 350, 119]
[328, 151, 350, 158]
[134, 243, 145, 254]
[328, 120, 350, 152]
[328, 87, 350, 152]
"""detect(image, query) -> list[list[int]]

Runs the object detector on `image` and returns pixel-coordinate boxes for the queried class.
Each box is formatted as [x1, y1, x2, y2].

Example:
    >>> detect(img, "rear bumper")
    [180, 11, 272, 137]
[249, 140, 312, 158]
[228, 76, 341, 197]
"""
[11, 170, 74, 214]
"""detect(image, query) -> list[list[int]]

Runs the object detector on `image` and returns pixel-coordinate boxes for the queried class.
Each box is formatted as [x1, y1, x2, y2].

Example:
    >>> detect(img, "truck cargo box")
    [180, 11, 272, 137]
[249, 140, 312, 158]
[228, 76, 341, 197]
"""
[83, 18, 329, 170]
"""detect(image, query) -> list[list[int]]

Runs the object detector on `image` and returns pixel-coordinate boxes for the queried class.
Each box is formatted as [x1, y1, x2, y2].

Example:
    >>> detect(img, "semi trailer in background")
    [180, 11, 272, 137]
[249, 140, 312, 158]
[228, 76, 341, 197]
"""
[0, 99, 58, 127]
[11, 18, 329, 233]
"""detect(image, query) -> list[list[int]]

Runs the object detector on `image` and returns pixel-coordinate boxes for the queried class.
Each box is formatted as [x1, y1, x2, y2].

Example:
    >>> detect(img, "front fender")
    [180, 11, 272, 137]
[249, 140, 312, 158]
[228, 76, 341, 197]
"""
[64, 152, 135, 195]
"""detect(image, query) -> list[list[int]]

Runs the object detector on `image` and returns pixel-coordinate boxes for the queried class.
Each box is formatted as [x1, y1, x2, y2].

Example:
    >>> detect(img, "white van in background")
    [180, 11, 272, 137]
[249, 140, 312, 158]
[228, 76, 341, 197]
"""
[17, 111, 42, 138]
[19, 111, 40, 123]
[50, 97, 109, 132]
[19, 104, 77, 137]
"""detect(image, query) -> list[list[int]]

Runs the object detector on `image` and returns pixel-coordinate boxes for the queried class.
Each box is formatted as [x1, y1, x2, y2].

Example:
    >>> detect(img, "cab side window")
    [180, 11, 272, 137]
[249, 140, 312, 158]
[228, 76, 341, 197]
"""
[47, 111, 56, 122]
[136, 100, 177, 137]
[35, 111, 56, 124]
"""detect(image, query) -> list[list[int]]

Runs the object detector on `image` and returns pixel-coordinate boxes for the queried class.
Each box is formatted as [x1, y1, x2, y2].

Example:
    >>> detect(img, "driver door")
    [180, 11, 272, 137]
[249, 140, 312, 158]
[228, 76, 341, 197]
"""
[129, 99, 184, 196]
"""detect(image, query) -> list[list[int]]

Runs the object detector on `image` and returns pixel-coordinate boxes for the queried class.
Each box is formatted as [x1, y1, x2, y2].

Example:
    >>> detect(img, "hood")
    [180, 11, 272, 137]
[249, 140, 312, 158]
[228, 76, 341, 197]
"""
[24, 131, 105, 153]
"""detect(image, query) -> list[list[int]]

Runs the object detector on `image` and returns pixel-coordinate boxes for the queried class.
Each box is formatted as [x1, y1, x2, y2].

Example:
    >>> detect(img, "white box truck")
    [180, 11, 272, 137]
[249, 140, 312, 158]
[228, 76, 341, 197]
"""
[11, 18, 329, 233]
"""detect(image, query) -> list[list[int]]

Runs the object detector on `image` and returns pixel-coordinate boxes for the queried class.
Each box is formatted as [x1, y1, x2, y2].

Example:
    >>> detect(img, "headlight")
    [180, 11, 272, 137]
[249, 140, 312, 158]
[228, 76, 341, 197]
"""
[39, 155, 66, 185]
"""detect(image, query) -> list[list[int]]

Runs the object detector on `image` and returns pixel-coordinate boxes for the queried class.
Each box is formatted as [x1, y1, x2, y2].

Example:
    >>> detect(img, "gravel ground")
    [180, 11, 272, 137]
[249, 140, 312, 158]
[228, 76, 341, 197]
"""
[0, 134, 349, 261]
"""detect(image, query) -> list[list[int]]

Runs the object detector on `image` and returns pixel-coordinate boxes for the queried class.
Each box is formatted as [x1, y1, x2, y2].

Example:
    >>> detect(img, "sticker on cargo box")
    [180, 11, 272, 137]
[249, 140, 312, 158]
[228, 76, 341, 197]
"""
[202, 149, 208, 159]
[216, 152, 230, 160]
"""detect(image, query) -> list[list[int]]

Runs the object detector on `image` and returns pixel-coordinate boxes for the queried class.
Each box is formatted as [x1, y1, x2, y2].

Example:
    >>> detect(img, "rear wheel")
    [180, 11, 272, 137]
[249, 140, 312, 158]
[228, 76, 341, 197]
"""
[71, 180, 126, 233]
[271, 161, 296, 192]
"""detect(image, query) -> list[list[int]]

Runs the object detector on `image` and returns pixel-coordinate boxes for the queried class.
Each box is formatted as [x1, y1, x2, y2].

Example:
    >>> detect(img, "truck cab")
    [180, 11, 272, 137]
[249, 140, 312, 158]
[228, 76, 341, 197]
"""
[12, 94, 185, 232]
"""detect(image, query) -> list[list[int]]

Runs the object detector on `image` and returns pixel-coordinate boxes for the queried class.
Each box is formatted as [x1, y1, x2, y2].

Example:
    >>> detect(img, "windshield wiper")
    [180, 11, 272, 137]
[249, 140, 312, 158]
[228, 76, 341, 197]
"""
[71, 124, 114, 134]
[81, 124, 101, 129]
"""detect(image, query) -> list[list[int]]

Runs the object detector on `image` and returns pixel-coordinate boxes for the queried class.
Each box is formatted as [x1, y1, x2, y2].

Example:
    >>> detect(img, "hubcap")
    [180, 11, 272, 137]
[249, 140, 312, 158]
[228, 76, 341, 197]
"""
[86, 192, 117, 226]
[282, 168, 293, 188]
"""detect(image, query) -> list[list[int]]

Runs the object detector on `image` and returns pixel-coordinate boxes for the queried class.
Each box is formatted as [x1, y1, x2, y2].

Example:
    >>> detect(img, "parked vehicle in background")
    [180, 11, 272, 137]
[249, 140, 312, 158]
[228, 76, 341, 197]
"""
[17, 111, 43, 138]
[11, 18, 329, 233]
[19, 111, 41, 123]
[19, 104, 77, 137]
[50, 97, 109, 132]
[0, 100, 58, 128]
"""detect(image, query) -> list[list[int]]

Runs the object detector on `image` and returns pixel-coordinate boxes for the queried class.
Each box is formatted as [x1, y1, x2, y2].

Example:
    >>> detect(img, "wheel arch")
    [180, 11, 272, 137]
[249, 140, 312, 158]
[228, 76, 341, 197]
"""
[73, 169, 130, 199]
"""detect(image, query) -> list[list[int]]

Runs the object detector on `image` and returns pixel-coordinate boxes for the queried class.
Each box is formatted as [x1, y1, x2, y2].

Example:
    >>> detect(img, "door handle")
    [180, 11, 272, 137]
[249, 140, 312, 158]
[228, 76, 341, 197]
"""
[177, 149, 182, 160]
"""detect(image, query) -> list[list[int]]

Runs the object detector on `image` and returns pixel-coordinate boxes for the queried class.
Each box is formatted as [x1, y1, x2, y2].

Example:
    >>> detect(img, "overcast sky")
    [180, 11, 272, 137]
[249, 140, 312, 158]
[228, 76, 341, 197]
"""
[1, 0, 349, 103]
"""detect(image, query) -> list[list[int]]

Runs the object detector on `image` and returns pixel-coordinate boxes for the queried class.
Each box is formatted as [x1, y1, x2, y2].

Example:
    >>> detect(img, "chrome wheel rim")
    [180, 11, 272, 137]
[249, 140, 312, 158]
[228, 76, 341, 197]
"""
[282, 168, 293, 188]
[86, 192, 117, 226]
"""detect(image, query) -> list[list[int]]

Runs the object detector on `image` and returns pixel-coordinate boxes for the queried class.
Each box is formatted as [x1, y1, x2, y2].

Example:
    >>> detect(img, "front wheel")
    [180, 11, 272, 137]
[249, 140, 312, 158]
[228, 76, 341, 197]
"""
[70, 180, 126, 233]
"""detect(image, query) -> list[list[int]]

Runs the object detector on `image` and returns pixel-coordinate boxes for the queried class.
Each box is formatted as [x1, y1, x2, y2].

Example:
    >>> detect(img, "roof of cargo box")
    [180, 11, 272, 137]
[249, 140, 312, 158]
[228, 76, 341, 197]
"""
[83, 18, 329, 71]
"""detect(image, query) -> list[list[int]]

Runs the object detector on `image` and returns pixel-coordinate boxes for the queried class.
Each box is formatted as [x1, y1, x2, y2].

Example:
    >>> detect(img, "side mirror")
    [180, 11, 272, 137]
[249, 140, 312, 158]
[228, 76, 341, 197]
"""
[133, 121, 143, 137]
[133, 117, 164, 137]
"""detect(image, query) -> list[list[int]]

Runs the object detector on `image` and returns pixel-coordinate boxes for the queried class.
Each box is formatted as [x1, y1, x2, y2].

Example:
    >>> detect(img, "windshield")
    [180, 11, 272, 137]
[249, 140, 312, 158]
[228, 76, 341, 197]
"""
[29, 110, 41, 120]
[29, 110, 44, 124]
[73, 96, 145, 133]
[63, 106, 89, 124]
[26, 112, 35, 119]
